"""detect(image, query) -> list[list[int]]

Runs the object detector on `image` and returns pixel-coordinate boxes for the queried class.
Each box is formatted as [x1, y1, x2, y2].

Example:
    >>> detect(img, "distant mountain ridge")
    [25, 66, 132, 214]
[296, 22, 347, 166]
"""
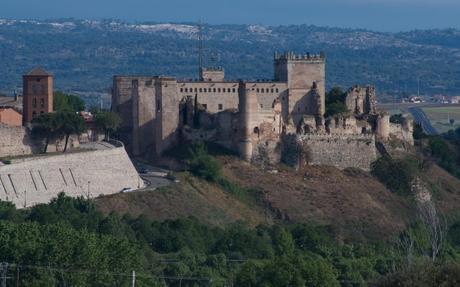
[0, 19, 459, 100]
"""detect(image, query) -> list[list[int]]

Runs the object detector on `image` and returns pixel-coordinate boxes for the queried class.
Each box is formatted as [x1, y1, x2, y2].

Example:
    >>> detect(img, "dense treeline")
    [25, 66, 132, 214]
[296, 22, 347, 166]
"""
[1, 191, 460, 286]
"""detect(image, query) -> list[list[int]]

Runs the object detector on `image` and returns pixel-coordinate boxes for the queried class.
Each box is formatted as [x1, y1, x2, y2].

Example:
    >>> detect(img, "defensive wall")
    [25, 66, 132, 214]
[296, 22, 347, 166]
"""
[0, 124, 35, 157]
[284, 133, 377, 171]
[0, 145, 143, 208]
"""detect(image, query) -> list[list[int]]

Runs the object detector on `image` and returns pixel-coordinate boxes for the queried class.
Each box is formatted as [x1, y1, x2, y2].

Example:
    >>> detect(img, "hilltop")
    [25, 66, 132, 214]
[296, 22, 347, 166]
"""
[95, 153, 460, 242]
[1, 19, 460, 104]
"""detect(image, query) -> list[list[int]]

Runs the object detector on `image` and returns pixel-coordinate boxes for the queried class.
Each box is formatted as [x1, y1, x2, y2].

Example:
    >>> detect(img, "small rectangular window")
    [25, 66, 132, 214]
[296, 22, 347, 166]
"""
[276, 88, 279, 93]
[218, 88, 221, 93]
[194, 88, 197, 93]
[180, 88, 183, 93]
[271, 88, 274, 93]
[213, 88, 216, 93]
[232, 88, 236, 93]
[40, 98, 45, 108]
[218, 104, 223, 110]
[202, 104, 207, 110]
[157, 100, 161, 112]
[199, 88, 203, 93]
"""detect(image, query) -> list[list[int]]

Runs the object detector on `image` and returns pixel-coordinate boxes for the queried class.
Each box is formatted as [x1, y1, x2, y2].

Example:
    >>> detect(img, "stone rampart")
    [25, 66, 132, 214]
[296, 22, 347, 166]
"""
[0, 124, 35, 157]
[0, 147, 143, 208]
[294, 133, 377, 170]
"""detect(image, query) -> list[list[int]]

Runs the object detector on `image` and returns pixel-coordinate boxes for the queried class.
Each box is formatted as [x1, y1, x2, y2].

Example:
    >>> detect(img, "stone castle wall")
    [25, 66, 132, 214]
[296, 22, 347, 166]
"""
[291, 133, 377, 171]
[0, 146, 143, 208]
[0, 124, 35, 157]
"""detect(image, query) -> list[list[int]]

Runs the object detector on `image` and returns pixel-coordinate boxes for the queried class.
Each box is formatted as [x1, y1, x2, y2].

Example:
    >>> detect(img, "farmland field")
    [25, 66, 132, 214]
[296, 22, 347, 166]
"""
[422, 107, 460, 133]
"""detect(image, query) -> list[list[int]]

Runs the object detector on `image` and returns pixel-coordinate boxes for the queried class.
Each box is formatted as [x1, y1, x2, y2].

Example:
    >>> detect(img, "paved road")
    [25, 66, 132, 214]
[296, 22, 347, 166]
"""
[132, 159, 175, 190]
[408, 107, 438, 135]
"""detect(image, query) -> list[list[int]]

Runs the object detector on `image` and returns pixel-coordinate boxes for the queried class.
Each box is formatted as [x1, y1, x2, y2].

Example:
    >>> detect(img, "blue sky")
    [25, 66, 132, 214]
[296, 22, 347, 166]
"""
[1, 0, 459, 32]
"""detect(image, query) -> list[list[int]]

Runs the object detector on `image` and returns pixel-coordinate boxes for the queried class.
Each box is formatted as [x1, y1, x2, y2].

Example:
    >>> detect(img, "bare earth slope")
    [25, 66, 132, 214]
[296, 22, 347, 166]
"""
[220, 157, 412, 241]
[95, 155, 460, 241]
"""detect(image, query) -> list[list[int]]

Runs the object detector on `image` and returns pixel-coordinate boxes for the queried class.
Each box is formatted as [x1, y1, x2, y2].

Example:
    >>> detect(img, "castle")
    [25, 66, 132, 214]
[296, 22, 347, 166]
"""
[112, 52, 413, 170]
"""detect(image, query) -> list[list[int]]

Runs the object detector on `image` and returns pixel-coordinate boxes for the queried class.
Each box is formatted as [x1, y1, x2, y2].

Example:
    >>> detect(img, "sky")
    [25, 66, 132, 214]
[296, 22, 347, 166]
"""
[1, 0, 460, 32]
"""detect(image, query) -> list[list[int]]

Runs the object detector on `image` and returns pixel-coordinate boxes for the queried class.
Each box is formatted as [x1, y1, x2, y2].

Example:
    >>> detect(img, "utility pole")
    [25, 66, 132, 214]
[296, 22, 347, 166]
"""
[131, 270, 136, 287]
[87, 181, 91, 200]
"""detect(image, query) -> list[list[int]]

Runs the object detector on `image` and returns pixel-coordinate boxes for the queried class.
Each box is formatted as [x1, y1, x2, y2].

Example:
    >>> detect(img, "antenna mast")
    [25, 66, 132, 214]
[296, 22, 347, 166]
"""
[198, 20, 204, 79]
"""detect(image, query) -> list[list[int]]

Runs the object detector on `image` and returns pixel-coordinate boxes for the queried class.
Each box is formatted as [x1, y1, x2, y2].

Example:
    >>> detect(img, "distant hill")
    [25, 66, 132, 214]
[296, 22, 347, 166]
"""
[1, 19, 460, 102]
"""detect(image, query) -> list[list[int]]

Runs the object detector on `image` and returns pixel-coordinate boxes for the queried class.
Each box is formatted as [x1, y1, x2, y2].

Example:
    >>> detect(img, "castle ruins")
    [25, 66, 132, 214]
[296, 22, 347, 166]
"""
[113, 52, 413, 170]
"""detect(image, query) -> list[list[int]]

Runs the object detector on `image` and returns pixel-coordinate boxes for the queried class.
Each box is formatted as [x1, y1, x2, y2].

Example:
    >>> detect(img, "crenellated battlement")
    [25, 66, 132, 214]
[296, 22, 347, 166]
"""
[274, 51, 326, 62]
[296, 132, 375, 142]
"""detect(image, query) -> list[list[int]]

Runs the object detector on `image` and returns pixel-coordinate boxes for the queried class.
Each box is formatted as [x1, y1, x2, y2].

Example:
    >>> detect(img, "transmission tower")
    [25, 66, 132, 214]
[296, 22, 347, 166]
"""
[197, 20, 204, 79]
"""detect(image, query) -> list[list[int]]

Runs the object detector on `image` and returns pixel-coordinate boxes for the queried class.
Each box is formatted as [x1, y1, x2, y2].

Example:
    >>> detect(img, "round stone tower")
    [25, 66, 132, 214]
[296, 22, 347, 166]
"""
[376, 112, 390, 141]
[238, 82, 258, 161]
[402, 113, 414, 145]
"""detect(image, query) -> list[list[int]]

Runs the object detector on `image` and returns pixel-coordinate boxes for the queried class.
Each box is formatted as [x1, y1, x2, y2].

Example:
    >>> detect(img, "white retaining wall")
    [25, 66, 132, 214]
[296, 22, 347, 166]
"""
[0, 147, 143, 208]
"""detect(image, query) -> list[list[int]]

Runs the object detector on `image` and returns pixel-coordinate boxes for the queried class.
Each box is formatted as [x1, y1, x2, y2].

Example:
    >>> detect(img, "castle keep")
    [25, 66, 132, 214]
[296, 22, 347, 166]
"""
[113, 52, 412, 170]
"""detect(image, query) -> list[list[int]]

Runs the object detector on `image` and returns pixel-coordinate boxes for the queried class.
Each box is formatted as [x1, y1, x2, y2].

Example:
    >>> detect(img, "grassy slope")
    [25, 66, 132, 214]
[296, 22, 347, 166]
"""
[95, 155, 460, 242]
[95, 173, 267, 227]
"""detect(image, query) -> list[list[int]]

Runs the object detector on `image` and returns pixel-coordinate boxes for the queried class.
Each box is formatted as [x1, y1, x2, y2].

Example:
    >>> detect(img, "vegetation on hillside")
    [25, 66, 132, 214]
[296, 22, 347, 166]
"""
[371, 156, 421, 196]
[1, 192, 460, 286]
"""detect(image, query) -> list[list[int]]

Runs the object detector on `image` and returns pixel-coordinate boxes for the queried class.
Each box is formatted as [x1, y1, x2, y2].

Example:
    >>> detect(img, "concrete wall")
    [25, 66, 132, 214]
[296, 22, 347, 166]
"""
[0, 147, 143, 208]
[294, 133, 377, 171]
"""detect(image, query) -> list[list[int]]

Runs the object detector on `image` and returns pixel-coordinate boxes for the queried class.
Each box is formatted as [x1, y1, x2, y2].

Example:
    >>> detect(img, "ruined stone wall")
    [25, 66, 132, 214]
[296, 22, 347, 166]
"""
[0, 125, 34, 157]
[0, 146, 142, 208]
[290, 133, 377, 171]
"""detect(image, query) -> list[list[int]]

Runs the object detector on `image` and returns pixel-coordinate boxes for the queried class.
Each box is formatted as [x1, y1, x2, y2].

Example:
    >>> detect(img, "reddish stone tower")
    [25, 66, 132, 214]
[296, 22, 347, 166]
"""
[22, 68, 53, 125]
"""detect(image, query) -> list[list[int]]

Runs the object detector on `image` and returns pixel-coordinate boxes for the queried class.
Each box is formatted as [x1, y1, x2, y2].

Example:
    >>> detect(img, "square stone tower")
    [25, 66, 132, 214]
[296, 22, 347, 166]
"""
[22, 67, 53, 125]
[274, 52, 325, 125]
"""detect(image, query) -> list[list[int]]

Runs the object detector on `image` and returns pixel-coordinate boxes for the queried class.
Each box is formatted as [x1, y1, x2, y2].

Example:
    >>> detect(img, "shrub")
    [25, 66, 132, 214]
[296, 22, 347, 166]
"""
[371, 156, 420, 196]
[186, 142, 222, 182]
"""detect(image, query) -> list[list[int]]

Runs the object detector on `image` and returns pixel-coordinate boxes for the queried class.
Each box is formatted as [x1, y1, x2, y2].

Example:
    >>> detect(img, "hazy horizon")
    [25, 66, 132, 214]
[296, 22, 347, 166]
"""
[1, 0, 460, 32]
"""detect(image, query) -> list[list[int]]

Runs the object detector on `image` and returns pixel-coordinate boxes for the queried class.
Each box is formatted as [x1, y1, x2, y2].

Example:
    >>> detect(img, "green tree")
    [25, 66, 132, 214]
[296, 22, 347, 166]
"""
[32, 113, 62, 153]
[55, 112, 86, 152]
[325, 87, 348, 117]
[371, 156, 420, 195]
[54, 91, 85, 112]
[94, 111, 122, 140]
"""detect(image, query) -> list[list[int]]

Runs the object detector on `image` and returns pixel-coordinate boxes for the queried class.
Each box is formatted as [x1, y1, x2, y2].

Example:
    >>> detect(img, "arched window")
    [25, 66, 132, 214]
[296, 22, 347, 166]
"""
[32, 98, 37, 108]
[40, 98, 45, 108]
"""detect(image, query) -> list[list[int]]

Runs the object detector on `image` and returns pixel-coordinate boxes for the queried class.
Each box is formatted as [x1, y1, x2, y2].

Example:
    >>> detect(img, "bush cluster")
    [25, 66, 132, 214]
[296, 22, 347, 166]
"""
[371, 156, 420, 196]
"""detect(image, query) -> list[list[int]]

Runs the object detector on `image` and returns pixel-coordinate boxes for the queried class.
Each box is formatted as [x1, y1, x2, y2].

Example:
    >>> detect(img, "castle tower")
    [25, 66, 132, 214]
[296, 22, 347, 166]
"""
[274, 52, 326, 126]
[22, 67, 53, 125]
[238, 82, 258, 161]
[365, 86, 377, 114]
[376, 112, 390, 141]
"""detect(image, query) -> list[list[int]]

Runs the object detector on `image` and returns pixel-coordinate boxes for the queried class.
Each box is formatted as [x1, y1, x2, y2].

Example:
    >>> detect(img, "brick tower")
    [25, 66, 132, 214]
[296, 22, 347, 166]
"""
[22, 67, 53, 125]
